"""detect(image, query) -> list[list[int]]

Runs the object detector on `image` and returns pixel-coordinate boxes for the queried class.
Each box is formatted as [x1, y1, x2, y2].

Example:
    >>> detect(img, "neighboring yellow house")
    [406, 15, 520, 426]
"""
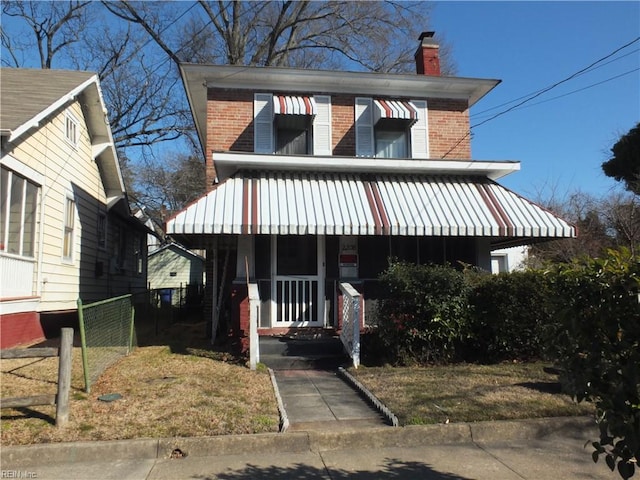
[0, 68, 149, 348]
[147, 243, 205, 291]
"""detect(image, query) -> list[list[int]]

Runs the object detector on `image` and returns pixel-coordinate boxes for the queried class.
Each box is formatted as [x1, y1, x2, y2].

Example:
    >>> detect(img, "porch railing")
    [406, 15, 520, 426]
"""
[248, 282, 260, 370]
[339, 282, 360, 369]
[274, 276, 318, 324]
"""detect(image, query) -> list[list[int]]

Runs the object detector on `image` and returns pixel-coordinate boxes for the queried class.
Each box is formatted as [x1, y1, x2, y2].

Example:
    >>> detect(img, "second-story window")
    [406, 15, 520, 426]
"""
[65, 113, 79, 147]
[355, 98, 428, 159]
[254, 94, 332, 156]
[275, 114, 312, 155]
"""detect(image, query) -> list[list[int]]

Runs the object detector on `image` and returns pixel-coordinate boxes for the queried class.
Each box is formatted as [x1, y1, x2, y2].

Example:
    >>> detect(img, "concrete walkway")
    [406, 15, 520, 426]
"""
[1, 417, 613, 479]
[273, 369, 388, 431]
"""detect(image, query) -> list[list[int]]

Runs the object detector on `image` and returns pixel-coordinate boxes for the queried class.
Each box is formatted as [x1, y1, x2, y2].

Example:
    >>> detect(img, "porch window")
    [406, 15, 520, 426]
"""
[355, 97, 428, 159]
[1, 166, 38, 257]
[254, 93, 332, 155]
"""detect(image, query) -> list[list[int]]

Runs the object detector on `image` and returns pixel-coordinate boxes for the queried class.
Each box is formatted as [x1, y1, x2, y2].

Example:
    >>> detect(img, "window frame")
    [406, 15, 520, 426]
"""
[97, 213, 107, 251]
[64, 112, 79, 148]
[355, 97, 429, 159]
[62, 194, 75, 262]
[254, 93, 332, 156]
[0, 166, 39, 258]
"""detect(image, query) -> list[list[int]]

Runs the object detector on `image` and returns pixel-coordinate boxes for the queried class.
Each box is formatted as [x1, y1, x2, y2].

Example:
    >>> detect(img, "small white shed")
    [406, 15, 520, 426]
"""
[147, 243, 205, 290]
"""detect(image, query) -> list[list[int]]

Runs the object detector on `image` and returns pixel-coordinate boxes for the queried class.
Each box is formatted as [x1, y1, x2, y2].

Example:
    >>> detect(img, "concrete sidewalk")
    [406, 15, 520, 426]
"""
[1, 417, 613, 480]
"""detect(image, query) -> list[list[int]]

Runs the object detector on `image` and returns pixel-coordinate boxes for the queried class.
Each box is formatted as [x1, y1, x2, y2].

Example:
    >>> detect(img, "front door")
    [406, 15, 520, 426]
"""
[271, 235, 325, 327]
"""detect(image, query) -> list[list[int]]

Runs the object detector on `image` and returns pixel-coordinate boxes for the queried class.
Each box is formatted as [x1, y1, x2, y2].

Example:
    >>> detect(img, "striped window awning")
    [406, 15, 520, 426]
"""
[273, 95, 317, 116]
[167, 171, 576, 241]
[374, 99, 418, 123]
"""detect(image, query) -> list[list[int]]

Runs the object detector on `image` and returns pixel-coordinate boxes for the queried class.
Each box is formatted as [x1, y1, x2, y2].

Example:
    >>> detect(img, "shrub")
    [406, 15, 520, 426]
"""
[374, 261, 470, 365]
[465, 270, 555, 362]
[546, 249, 639, 479]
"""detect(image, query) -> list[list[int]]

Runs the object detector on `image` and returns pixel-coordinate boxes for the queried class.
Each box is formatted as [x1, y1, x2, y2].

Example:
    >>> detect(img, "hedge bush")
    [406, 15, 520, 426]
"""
[373, 261, 470, 365]
[465, 270, 555, 362]
[545, 249, 639, 479]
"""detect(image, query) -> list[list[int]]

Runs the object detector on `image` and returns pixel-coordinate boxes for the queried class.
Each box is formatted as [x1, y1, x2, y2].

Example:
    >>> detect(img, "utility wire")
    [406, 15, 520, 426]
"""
[470, 48, 640, 118]
[472, 67, 640, 121]
[441, 36, 640, 159]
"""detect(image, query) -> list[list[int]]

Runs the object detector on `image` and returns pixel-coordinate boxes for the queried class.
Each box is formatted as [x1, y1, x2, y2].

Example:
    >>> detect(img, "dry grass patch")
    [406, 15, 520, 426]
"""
[1, 331, 278, 445]
[351, 362, 594, 425]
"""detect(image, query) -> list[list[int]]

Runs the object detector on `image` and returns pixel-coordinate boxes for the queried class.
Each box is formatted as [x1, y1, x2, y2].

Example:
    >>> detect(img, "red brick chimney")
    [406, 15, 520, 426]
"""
[415, 31, 440, 76]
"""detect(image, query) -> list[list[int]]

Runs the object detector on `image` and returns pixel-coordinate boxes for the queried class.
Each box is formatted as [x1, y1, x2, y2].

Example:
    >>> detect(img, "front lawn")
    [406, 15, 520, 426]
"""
[351, 362, 594, 425]
[1, 323, 279, 446]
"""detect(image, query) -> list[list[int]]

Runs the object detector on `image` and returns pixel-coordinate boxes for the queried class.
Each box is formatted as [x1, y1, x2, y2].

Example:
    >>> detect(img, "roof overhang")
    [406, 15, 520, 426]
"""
[212, 151, 520, 182]
[179, 64, 501, 161]
[166, 171, 576, 245]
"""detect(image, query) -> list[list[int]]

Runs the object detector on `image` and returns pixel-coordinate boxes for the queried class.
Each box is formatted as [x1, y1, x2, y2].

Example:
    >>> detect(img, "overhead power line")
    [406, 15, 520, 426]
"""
[471, 67, 640, 121]
[470, 48, 640, 118]
[441, 36, 640, 159]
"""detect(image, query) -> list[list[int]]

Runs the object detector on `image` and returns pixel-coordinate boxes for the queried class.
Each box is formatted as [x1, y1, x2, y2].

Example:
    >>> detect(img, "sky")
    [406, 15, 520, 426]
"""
[431, 1, 640, 201]
[2, 1, 638, 203]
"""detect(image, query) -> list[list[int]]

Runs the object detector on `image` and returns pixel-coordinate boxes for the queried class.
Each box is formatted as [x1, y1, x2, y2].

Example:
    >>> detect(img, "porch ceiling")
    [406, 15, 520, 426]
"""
[166, 171, 575, 240]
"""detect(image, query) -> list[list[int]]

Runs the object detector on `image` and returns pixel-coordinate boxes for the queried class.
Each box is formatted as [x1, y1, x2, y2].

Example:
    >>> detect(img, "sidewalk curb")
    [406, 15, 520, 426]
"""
[1, 416, 596, 466]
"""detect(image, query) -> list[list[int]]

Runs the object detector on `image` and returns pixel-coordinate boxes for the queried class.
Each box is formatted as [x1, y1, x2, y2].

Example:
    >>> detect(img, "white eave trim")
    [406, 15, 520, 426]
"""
[212, 152, 520, 181]
[92, 142, 111, 159]
[182, 64, 500, 105]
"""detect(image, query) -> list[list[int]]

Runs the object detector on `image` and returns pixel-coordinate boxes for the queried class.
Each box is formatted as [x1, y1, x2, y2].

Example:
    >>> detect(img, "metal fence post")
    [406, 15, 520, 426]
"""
[77, 298, 91, 393]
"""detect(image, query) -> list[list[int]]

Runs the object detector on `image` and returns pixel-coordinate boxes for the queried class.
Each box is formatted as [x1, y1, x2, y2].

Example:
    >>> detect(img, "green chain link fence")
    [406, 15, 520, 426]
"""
[78, 294, 136, 393]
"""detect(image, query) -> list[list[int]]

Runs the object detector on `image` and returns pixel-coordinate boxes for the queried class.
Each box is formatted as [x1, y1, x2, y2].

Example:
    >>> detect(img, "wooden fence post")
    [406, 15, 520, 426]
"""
[55, 328, 73, 427]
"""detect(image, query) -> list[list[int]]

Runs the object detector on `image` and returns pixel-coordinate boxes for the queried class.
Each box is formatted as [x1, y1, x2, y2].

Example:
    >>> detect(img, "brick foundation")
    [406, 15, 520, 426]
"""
[0, 311, 45, 348]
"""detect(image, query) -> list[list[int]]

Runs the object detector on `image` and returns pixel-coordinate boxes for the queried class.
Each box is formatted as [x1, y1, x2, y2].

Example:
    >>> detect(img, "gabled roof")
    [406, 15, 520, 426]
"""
[0, 68, 126, 206]
[149, 242, 205, 262]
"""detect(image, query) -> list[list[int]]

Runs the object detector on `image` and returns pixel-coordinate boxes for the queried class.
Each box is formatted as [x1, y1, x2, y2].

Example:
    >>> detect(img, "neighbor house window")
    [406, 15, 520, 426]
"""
[355, 97, 428, 159]
[254, 93, 332, 156]
[63, 196, 75, 261]
[65, 113, 79, 147]
[97, 213, 106, 250]
[1, 166, 38, 257]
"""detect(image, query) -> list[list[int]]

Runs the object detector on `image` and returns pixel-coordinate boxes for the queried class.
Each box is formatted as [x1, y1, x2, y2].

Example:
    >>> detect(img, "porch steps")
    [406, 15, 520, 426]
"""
[259, 336, 348, 370]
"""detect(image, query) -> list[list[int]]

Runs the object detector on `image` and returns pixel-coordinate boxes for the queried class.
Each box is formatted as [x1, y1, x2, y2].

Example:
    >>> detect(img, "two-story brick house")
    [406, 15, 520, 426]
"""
[166, 33, 575, 347]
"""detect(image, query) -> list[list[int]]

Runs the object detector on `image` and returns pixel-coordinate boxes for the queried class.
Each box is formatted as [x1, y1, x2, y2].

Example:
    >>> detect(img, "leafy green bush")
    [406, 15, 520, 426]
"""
[546, 249, 639, 479]
[465, 270, 555, 362]
[374, 261, 470, 365]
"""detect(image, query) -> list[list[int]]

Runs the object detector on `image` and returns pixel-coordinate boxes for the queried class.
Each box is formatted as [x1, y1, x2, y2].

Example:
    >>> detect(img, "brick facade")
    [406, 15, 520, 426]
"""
[205, 91, 471, 186]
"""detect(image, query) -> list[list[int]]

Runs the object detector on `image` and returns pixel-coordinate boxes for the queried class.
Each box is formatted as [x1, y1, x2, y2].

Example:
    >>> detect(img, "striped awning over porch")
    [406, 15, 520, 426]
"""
[273, 95, 317, 116]
[374, 99, 418, 123]
[167, 172, 575, 239]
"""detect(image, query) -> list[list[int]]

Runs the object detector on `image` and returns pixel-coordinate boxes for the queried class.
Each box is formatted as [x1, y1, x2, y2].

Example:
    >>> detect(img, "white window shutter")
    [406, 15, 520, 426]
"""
[254, 93, 273, 153]
[313, 95, 332, 155]
[410, 100, 429, 159]
[355, 97, 374, 157]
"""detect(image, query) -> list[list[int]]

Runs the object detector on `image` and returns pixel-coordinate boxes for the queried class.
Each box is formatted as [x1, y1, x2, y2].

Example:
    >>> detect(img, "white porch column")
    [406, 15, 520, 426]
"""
[236, 235, 255, 280]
